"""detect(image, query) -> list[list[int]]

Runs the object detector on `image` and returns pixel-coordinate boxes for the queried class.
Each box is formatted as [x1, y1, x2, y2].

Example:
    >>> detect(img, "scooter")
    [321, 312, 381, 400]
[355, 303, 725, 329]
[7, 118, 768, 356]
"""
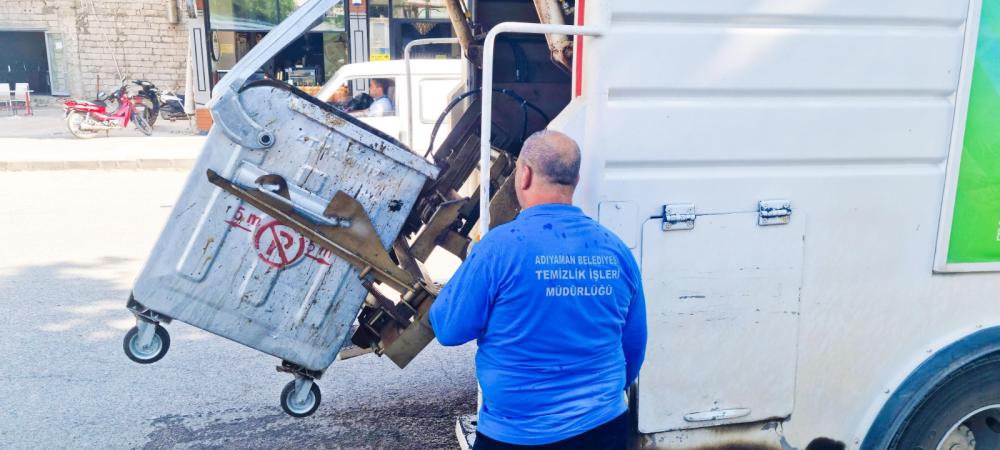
[158, 90, 189, 121]
[132, 79, 161, 127]
[63, 83, 153, 139]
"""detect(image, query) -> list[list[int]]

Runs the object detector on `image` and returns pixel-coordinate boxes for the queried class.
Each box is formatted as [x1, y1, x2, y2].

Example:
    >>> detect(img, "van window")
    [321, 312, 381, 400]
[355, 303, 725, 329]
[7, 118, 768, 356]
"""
[369, 78, 396, 117]
[336, 77, 396, 117]
[418, 78, 460, 123]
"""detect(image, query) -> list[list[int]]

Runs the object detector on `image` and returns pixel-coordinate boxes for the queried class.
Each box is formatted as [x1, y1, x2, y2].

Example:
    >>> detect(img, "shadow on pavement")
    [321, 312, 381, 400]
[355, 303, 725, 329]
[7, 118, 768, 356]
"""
[0, 256, 476, 449]
[143, 393, 475, 450]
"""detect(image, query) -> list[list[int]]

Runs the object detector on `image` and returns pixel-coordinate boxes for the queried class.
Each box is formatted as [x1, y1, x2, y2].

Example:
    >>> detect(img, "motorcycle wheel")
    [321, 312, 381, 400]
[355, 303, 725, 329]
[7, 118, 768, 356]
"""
[132, 112, 153, 136]
[138, 98, 158, 127]
[67, 112, 99, 139]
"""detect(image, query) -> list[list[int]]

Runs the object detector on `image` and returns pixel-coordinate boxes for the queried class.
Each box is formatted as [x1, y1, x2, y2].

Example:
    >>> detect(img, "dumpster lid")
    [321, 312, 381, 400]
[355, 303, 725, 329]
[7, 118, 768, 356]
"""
[243, 80, 439, 180]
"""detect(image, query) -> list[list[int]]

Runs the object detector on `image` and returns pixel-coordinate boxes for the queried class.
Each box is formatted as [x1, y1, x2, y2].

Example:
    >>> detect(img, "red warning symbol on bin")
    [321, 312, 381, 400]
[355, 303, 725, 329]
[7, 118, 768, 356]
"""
[253, 220, 306, 269]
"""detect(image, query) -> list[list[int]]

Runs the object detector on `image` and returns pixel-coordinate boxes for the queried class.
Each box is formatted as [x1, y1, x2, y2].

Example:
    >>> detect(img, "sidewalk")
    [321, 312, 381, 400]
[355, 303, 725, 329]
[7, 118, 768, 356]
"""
[0, 104, 204, 171]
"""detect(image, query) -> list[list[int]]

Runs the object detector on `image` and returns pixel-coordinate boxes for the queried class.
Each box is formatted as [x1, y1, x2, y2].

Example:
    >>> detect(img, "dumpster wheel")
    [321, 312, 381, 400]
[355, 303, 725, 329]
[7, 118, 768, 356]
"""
[122, 323, 170, 364]
[280, 378, 321, 418]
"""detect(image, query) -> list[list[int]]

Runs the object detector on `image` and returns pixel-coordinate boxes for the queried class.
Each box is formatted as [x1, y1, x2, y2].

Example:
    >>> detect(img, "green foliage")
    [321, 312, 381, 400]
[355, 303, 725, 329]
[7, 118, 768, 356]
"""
[233, 0, 279, 23]
[210, 0, 344, 28]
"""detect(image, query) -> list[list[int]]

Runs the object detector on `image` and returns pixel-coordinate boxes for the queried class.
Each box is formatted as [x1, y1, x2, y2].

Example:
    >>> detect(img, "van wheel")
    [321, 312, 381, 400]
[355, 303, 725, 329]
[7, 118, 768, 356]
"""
[891, 354, 1000, 449]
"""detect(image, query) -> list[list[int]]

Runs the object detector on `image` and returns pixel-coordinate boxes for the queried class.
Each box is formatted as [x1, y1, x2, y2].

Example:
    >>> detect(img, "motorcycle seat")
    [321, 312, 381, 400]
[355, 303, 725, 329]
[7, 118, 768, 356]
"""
[91, 99, 107, 108]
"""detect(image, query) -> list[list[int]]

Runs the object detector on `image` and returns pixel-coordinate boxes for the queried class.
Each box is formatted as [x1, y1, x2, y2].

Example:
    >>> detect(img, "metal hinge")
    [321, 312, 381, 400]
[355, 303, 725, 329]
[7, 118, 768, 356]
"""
[758, 200, 792, 226]
[661, 203, 696, 231]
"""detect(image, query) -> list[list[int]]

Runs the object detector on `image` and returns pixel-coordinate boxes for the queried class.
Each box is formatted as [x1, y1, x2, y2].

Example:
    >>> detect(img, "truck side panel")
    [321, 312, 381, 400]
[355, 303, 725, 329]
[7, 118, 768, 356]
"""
[578, 0, 1000, 446]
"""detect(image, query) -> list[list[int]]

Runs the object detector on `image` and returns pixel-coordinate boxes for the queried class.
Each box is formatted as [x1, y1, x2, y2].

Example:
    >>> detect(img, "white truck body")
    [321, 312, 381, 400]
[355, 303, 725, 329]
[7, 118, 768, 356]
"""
[316, 60, 463, 153]
[532, 0, 1000, 447]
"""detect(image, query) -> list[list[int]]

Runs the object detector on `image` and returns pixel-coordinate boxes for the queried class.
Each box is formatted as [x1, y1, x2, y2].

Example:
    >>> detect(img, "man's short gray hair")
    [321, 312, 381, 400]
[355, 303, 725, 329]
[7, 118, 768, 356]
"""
[520, 130, 581, 186]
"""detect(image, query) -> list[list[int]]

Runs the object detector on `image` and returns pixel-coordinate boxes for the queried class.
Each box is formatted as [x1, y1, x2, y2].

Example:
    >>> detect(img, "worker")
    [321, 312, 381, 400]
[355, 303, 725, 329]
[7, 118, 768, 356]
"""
[429, 130, 647, 450]
[365, 78, 394, 117]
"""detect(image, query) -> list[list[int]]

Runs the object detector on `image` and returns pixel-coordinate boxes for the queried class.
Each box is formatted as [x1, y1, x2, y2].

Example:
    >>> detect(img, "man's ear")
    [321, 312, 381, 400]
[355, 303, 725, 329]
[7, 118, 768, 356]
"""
[519, 164, 532, 191]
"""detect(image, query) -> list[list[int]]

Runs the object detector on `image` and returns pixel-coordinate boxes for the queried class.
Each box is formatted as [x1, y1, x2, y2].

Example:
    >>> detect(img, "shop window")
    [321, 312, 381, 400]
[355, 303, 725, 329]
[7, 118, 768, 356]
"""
[210, 0, 345, 31]
[369, 0, 391, 60]
[207, 0, 346, 90]
[369, 0, 390, 18]
[209, 0, 280, 30]
[210, 31, 235, 71]
[392, 0, 448, 19]
[322, 32, 349, 78]
[287, 0, 346, 32]
[395, 22, 457, 59]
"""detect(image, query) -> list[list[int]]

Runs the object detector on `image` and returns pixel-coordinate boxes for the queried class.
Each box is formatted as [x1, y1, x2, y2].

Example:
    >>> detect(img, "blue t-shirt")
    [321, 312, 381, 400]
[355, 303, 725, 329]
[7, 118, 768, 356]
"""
[429, 203, 647, 445]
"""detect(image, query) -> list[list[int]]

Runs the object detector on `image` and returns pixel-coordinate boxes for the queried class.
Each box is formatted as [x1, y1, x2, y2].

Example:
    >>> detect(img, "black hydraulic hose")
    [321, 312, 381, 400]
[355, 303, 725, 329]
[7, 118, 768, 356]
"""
[520, 102, 529, 148]
[424, 88, 551, 158]
[424, 89, 481, 158]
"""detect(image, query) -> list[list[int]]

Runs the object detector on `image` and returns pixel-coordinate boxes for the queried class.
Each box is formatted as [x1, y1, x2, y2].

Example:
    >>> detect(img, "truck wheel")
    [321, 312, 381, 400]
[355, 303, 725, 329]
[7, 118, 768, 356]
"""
[891, 354, 1000, 449]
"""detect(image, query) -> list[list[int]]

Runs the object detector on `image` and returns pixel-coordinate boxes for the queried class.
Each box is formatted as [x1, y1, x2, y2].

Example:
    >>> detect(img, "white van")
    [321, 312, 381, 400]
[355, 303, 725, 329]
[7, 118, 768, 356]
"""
[315, 59, 463, 153]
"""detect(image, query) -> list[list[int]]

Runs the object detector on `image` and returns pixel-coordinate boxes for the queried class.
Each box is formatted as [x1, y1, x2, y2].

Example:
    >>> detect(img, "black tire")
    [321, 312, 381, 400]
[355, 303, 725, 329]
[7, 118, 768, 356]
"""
[137, 97, 158, 127]
[891, 354, 1000, 449]
[132, 112, 153, 136]
[145, 103, 158, 127]
[122, 324, 170, 364]
[280, 380, 321, 418]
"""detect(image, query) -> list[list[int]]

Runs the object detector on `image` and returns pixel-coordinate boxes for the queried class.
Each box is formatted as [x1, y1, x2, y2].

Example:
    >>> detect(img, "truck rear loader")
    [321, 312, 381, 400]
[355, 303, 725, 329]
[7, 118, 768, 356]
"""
[123, 0, 1000, 449]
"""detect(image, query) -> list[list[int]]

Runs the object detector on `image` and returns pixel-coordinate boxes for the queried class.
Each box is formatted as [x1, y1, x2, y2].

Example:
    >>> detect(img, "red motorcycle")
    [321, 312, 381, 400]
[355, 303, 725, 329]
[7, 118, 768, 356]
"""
[63, 83, 153, 139]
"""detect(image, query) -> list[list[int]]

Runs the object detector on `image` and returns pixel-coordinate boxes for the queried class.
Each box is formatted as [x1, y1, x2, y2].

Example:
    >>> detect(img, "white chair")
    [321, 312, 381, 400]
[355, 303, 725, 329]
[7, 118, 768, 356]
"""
[0, 84, 11, 115]
[12, 83, 29, 115]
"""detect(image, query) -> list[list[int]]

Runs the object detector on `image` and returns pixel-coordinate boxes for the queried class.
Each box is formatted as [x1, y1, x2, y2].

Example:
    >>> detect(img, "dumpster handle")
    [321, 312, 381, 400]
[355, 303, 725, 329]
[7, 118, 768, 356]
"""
[479, 22, 602, 238]
[253, 182, 351, 228]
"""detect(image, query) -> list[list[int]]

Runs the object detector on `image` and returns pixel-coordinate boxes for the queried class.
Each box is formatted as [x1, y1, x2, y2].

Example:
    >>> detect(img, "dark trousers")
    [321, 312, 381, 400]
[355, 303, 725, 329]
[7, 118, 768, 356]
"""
[472, 413, 628, 450]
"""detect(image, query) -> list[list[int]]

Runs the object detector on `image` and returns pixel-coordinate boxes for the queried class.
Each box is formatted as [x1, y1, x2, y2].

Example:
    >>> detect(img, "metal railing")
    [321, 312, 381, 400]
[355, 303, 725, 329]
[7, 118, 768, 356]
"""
[478, 22, 603, 238]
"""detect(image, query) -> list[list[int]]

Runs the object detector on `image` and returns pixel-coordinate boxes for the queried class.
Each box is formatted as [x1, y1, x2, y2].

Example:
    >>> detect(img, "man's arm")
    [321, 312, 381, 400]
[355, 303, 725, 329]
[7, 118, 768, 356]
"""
[428, 245, 495, 346]
[365, 100, 384, 117]
[622, 258, 647, 388]
[366, 98, 393, 117]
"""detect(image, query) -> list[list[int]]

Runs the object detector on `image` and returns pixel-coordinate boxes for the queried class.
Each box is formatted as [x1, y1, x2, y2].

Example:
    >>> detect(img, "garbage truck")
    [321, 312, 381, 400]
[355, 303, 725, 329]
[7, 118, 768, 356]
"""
[122, 0, 1000, 448]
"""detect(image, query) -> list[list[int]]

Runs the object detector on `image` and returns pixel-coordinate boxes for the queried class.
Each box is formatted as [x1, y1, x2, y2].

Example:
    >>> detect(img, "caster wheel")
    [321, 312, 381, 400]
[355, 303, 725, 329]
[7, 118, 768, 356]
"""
[280, 379, 321, 418]
[123, 323, 170, 364]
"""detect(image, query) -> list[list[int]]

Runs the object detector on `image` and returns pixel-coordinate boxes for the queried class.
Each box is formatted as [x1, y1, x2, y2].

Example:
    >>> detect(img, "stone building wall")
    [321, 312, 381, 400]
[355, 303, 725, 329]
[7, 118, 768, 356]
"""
[0, 0, 189, 98]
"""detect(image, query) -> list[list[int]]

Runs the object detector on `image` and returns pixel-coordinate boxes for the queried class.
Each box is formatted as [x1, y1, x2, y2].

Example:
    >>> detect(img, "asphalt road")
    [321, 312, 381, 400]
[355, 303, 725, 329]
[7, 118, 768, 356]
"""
[0, 169, 477, 449]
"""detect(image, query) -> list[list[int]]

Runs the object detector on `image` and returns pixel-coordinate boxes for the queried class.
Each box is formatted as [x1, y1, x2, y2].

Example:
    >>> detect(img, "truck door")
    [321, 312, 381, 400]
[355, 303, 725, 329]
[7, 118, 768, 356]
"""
[636, 208, 805, 432]
[410, 76, 461, 152]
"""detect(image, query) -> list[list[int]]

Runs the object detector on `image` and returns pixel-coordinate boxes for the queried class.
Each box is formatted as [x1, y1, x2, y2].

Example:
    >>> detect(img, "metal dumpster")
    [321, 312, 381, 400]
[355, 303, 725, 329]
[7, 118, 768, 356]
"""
[122, 1, 439, 416]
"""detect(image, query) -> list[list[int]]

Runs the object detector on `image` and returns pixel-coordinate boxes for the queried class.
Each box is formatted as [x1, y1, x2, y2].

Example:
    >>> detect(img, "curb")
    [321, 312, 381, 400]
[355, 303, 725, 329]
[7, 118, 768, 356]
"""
[0, 159, 196, 171]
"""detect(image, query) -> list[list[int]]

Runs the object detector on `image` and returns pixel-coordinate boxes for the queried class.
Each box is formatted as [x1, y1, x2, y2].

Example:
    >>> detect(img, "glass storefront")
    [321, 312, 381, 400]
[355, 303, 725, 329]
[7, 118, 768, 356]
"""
[208, 0, 346, 30]
[392, 0, 448, 19]
[200, 0, 457, 92]
[369, 0, 456, 60]
[207, 0, 348, 90]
